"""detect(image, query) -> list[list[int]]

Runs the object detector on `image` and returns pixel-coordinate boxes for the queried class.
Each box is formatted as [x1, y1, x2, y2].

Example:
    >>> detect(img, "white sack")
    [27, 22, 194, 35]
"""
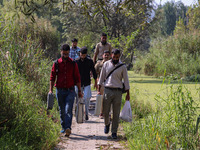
[120, 101, 132, 122]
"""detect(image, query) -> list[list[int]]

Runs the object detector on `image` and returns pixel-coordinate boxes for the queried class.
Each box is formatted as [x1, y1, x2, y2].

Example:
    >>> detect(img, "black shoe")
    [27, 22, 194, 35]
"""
[104, 124, 110, 134]
[111, 133, 117, 139]
[85, 115, 89, 120]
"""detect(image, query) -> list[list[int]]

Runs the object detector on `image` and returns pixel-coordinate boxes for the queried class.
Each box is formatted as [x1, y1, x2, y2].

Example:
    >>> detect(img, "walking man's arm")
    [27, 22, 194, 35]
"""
[123, 66, 130, 100]
[49, 81, 55, 94]
[76, 82, 83, 98]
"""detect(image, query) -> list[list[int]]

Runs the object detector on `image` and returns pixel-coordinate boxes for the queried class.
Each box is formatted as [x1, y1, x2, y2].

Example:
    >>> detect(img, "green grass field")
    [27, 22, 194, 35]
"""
[122, 72, 200, 149]
[128, 71, 200, 109]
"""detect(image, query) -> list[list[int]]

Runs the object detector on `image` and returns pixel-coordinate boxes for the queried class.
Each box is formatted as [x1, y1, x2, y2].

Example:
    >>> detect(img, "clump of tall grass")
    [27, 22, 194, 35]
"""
[134, 30, 200, 78]
[0, 72, 60, 149]
[123, 84, 199, 149]
[0, 13, 60, 149]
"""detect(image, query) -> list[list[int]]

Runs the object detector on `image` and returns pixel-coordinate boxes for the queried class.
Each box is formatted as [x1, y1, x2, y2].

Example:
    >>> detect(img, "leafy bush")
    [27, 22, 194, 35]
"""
[0, 13, 60, 149]
[0, 2, 60, 59]
[135, 31, 200, 77]
[184, 74, 200, 82]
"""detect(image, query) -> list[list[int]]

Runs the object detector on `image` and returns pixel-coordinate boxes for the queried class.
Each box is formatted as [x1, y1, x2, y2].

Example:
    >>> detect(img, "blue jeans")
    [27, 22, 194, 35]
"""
[56, 88, 75, 130]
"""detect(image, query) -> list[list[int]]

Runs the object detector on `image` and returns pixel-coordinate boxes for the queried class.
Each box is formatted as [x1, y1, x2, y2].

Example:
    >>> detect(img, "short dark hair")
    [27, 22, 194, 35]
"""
[104, 50, 110, 54]
[71, 38, 78, 42]
[80, 46, 88, 54]
[112, 49, 120, 55]
[61, 44, 70, 51]
[102, 32, 107, 37]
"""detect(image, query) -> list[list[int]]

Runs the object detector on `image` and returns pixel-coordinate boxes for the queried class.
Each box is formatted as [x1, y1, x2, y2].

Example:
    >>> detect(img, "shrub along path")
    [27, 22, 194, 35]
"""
[55, 91, 126, 150]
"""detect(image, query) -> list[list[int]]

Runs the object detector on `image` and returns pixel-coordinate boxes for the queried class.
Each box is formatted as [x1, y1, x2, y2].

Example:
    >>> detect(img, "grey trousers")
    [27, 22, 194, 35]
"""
[103, 87, 122, 133]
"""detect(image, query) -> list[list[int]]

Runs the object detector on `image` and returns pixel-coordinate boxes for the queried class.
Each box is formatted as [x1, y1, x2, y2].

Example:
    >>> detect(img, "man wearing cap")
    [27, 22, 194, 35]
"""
[93, 33, 112, 64]
[70, 38, 81, 60]
[97, 49, 130, 139]
[95, 50, 111, 118]
[49, 44, 82, 137]
[76, 46, 98, 120]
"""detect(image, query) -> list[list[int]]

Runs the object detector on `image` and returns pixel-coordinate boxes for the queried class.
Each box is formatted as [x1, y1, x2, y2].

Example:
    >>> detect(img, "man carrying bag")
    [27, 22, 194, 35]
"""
[98, 49, 130, 139]
[49, 44, 82, 137]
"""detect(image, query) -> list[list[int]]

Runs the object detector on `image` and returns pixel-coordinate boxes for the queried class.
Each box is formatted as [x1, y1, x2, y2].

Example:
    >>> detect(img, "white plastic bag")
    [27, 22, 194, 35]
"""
[76, 98, 84, 123]
[120, 101, 132, 122]
[94, 94, 103, 116]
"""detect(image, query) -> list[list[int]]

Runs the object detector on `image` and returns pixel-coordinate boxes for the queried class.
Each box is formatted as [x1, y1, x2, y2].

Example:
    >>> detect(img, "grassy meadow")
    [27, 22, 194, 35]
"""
[121, 71, 200, 149]
[127, 72, 200, 108]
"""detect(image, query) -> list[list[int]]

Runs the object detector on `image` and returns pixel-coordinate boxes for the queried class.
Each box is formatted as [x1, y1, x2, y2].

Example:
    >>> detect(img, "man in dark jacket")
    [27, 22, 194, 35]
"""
[76, 46, 98, 120]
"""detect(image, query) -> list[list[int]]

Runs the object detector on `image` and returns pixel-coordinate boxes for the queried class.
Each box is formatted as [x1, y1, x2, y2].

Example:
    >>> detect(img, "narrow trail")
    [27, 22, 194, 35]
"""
[55, 91, 127, 150]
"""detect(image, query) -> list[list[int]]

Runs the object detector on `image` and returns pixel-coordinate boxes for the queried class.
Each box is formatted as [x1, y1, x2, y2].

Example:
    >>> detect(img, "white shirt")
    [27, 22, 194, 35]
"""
[98, 60, 130, 90]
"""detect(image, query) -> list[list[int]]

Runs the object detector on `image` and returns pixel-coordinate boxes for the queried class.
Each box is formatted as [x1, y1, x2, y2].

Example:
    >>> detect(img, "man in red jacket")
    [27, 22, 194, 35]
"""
[49, 44, 82, 137]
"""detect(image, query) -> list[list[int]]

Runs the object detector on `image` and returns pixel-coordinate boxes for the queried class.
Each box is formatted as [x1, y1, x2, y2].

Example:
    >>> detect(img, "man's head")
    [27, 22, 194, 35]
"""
[111, 49, 120, 64]
[103, 50, 110, 61]
[80, 46, 88, 60]
[72, 38, 78, 48]
[101, 33, 107, 45]
[61, 44, 70, 60]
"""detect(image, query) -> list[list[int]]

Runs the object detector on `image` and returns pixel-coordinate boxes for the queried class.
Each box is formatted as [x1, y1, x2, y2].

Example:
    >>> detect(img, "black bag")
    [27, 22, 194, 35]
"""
[47, 93, 54, 110]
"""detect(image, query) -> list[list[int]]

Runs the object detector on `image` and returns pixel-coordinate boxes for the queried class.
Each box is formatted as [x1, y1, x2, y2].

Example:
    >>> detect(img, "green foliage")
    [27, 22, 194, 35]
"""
[0, 13, 60, 149]
[14, 0, 59, 18]
[0, 3, 60, 59]
[184, 74, 200, 82]
[135, 30, 200, 78]
[174, 18, 186, 36]
[187, 4, 200, 30]
[124, 84, 199, 149]
[151, 1, 187, 37]
[162, 2, 177, 35]
[122, 88, 153, 119]
[60, 0, 154, 63]
[0, 74, 59, 149]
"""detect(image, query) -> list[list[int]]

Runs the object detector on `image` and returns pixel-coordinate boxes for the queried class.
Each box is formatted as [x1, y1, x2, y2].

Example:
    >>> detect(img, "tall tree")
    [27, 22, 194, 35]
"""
[151, 1, 187, 37]
[162, 2, 176, 35]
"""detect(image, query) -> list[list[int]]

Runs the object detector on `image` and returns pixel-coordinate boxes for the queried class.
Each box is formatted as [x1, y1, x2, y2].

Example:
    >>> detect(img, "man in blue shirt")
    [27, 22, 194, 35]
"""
[69, 38, 81, 60]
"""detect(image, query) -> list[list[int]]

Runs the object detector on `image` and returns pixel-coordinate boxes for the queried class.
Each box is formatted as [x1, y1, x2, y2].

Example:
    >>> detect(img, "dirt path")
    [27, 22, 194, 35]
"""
[55, 91, 127, 150]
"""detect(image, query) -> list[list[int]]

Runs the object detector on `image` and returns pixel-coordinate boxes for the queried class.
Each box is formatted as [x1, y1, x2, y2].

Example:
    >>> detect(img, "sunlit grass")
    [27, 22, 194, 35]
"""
[128, 72, 200, 108]
[122, 71, 200, 149]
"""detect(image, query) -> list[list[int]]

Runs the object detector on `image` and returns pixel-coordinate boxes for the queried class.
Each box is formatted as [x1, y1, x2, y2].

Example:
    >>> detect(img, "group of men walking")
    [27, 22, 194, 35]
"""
[49, 33, 130, 139]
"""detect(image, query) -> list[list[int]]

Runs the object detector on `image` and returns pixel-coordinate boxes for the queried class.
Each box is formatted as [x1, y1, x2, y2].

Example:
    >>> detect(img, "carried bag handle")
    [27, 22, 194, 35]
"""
[105, 63, 124, 81]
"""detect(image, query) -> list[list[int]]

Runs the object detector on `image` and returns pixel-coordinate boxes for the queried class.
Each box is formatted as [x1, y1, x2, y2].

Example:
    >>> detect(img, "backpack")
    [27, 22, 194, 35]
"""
[54, 59, 76, 75]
